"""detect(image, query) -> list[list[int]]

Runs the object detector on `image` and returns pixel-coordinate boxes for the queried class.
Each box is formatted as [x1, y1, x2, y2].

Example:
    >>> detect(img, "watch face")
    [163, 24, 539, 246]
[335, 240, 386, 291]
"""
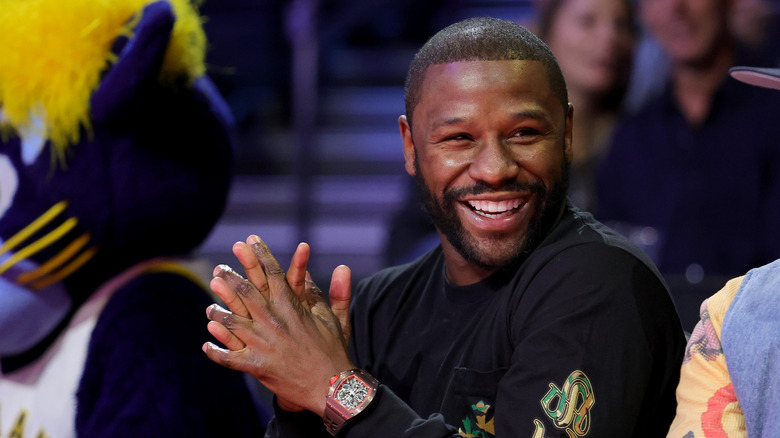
[335, 376, 371, 410]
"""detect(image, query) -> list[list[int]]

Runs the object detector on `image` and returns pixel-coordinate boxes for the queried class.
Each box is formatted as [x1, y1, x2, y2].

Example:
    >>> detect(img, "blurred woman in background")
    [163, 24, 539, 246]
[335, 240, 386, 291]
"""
[535, 0, 636, 212]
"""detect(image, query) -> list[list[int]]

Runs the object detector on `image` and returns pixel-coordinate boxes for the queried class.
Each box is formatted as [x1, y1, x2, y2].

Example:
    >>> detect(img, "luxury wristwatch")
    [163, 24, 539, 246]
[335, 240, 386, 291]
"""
[323, 369, 379, 435]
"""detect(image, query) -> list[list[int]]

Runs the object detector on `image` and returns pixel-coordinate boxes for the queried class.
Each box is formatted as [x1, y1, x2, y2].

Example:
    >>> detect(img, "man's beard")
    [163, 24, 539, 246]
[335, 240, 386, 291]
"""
[413, 157, 570, 271]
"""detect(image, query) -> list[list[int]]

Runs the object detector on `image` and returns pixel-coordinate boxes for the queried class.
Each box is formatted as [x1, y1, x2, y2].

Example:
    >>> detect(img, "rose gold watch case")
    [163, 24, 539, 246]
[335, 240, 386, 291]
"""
[323, 369, 379, 435]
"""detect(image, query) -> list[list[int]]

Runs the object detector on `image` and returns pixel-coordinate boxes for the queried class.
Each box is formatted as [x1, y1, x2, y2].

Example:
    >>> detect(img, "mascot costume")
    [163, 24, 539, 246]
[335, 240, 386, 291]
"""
[0, 0, 268, 436]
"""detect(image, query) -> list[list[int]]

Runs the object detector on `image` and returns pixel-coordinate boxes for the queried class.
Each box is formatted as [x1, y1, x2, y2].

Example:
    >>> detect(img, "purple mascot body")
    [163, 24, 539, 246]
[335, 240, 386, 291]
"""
[0, 1, 267, 436]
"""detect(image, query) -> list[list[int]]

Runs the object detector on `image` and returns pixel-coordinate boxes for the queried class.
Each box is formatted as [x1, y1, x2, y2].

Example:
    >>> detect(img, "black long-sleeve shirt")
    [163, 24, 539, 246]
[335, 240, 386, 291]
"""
[267, 206, 686, 437]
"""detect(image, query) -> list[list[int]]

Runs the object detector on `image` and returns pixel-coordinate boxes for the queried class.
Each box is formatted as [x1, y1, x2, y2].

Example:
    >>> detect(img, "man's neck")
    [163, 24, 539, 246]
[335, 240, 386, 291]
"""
[441, 241, 497, 287]
[671, 43, 735, 126]
[441, 203, 569, 286]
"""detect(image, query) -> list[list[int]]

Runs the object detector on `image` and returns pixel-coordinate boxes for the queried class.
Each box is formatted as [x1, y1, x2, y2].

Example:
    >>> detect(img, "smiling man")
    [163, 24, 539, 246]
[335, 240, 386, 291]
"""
[203, 17, 685, 437]
[402, 59, 571, 285]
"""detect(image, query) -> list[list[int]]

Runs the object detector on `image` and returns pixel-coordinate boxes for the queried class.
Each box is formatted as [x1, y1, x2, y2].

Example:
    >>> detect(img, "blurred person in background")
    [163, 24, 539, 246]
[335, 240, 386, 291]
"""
[535, 0, 637, 212]
[623, 0, 779, 115]
[595, 0, 780, 332]
[667, 66, 780, 438]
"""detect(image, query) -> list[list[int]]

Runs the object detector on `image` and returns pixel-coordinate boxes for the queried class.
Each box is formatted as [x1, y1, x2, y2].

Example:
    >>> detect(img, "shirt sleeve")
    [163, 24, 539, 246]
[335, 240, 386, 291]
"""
[666, 277, 747, 437]
[264, 398, 329, 437]
[265, 387, 462, 438]
[492, 243, 685, 437]
[340, 387, 460, 437]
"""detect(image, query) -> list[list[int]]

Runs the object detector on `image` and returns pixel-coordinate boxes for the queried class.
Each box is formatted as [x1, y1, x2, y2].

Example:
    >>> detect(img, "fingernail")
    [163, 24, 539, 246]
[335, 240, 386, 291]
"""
[248, 235, 260, 245]
[213, 264, 229, 277]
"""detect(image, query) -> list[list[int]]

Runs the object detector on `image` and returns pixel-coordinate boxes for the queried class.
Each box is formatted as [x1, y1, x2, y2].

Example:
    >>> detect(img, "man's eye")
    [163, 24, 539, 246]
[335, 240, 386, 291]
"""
[446, 134, 469, 141]
[512, 129, 539, 138]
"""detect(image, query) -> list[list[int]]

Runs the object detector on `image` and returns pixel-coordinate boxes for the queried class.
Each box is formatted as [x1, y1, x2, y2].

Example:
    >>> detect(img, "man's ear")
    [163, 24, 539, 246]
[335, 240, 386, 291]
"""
[399, 115, 416, 176]
[564, 103, 574, 163]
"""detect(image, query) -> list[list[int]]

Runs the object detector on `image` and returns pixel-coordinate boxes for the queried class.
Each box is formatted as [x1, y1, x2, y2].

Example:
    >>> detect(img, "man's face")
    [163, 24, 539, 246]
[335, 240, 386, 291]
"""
[400, 60, 572, 278]
[641, 0, 730, 65]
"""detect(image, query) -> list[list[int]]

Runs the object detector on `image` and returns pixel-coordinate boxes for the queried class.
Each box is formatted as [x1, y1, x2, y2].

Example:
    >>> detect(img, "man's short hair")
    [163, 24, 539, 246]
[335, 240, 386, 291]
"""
[404, 17, 568, 126]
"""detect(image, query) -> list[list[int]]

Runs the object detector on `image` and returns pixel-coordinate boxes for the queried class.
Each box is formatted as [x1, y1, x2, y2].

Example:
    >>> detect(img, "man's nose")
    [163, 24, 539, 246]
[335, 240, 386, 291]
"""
[467, 138, 520, 187]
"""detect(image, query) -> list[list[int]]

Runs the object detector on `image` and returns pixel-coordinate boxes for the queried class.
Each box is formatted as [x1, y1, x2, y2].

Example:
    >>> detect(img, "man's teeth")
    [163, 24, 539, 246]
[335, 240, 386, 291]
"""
[467, 199, 522, 214]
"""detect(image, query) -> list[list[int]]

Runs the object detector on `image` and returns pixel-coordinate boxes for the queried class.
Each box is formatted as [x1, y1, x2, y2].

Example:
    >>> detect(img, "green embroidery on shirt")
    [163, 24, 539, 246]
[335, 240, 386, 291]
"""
[534, 370, 595, 437]
[458, 401, 495, 437]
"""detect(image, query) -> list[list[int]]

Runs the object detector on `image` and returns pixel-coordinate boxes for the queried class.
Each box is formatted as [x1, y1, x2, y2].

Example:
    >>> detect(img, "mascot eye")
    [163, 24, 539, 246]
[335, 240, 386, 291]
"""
[0, 154, 18, 220]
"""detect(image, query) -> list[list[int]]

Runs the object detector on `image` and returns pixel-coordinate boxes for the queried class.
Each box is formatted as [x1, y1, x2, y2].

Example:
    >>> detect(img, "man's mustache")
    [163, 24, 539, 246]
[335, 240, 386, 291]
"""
[443, 181, 546, 202]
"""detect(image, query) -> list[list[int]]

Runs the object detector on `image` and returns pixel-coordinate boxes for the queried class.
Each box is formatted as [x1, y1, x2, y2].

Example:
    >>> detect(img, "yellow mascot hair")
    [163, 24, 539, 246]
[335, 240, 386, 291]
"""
[0, 0, 207, 163]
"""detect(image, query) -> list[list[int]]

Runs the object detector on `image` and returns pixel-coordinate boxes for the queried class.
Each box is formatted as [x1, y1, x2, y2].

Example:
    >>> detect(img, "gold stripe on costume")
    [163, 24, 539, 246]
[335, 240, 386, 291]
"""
[147, 261, 209, 290]
[16, 232, 92, 285]
[0, 201, 69, 257]
[31, 246, 98, 290]
[0, 216, 78, 276]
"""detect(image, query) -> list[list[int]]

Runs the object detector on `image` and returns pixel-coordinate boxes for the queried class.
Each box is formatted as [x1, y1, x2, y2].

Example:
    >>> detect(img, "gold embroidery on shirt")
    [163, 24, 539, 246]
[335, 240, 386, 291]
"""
[534, 370, 595, 437]
[458, 401, 495, 437]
